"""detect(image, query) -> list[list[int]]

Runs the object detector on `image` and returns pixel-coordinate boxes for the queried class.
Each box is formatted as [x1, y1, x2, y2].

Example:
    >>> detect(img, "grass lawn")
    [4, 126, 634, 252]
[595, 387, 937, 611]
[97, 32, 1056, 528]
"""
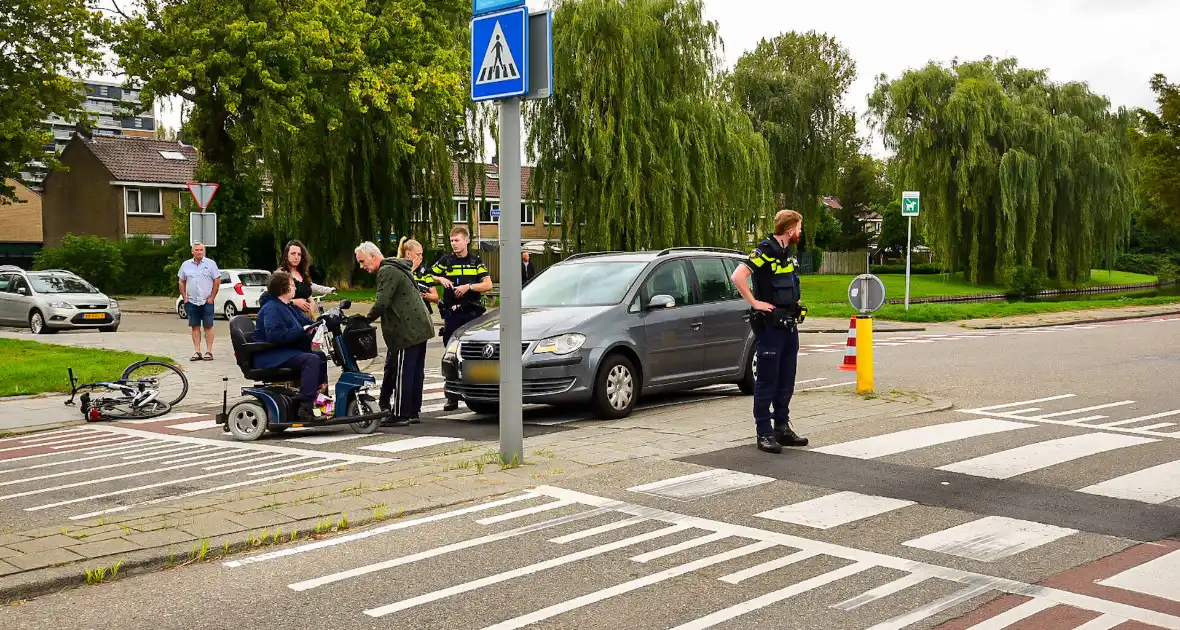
[808, 296, 1180, 323]
[0, 339, 174, 398]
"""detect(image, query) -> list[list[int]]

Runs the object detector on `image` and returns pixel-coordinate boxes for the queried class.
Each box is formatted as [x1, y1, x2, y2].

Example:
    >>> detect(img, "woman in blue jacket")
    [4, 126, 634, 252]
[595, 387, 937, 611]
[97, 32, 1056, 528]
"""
[253, 271, 327, 422]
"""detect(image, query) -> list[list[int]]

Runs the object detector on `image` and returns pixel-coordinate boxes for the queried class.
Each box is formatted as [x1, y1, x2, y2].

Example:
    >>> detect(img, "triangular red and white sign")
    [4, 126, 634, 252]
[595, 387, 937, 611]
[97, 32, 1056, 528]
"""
[187, 182, 219, 210]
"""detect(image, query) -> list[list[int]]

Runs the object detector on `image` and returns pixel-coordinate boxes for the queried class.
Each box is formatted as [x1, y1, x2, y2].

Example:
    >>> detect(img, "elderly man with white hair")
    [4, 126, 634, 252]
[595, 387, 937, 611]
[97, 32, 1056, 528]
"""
[355, 241, 434, 427]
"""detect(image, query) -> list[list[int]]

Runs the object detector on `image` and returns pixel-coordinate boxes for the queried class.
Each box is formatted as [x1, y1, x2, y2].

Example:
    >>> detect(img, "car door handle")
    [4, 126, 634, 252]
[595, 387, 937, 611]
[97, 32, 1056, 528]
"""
[690, 322, 702, 331]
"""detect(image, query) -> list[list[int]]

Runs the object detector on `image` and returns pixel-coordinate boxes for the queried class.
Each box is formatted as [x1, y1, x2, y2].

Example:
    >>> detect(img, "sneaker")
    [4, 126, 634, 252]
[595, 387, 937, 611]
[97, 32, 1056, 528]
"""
[409, 417, 421, 424]
[381, 413, 410, 427]
[757, 434, 783, 454]
[775, 427, 809, 447]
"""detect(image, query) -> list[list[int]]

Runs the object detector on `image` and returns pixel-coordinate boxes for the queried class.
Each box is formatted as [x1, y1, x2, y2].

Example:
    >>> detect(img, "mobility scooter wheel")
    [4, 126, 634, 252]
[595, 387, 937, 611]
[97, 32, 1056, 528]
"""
[226, 400, 269, 441]
[348, 394, 381, 434]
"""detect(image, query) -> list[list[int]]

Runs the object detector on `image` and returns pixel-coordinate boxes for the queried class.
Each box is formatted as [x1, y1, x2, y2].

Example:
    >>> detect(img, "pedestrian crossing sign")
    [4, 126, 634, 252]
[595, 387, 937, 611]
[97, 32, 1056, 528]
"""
[471, 6, 529, 102]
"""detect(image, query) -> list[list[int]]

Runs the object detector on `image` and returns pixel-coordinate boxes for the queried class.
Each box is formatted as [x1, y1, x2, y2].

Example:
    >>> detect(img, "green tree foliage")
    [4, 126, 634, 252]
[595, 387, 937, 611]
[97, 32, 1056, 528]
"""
[834, 151, 893, 237]
[729, 30, 857, 230]
[869, 57, 1137, 285]
[33, 234, 125, 293]
[0, 0, 109, 202]
[526, 0, 772, 251]
[878, 200, 924, 253]
[1134, 74, 1180, 226]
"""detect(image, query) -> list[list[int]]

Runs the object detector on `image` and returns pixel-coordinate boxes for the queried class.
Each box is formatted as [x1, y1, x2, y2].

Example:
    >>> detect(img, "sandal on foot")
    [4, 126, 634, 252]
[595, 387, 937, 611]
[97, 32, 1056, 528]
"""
[190, 353, 203, 361]
[203, 352, 213, 361]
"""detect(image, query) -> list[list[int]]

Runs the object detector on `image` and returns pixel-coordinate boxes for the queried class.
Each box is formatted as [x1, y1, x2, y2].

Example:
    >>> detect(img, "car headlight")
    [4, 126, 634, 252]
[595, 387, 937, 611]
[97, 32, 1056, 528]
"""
[48, 301, 74, 309]
[444, 338, 461, 358]
[534, 333, 586, 356]
[109, 299, 119, 309]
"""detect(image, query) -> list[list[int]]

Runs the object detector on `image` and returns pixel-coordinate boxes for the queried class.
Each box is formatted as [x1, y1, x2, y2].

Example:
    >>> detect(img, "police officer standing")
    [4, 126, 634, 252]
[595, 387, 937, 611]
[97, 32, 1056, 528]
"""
[431, 225, 493, 411]
[731, 209, 810, 454]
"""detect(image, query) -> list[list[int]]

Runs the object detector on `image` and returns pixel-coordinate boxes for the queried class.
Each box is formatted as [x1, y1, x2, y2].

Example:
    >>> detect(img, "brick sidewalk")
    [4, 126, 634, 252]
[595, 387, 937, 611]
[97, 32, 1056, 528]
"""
[0, 387, 948, 601]
[959, 303, 1180, 329]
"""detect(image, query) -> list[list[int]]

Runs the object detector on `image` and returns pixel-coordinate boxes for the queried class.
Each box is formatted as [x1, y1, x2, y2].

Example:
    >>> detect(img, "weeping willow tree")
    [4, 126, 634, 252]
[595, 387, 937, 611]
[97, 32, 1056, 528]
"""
[868, 57, 1137, 285]
[259, 0, 480, 281]
[728, 31, 858, 236]
[526, 0, 772, 252]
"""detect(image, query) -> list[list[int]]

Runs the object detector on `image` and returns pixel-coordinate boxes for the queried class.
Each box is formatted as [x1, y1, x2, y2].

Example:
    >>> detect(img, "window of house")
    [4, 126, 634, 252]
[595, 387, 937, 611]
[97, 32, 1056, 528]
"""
[690, 257, 735, 303]
[453, 201, 469, 223]
[545, 202, 563, 226]
[480, 203, 499, 224]
[522, 204, 535, 225]
[126, 188, 162, 215]
[158, 150, 186, 161]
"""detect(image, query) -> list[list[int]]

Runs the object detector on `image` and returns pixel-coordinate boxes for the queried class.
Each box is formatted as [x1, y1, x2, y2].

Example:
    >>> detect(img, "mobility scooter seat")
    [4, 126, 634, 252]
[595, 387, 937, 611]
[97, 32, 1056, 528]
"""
[228, 315, 300, 382]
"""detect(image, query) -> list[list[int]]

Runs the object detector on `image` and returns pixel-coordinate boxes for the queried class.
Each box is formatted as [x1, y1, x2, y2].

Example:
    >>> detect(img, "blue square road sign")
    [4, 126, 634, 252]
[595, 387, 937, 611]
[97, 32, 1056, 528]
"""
[473, 0, 524, 16]
[471, 6, 529, 102]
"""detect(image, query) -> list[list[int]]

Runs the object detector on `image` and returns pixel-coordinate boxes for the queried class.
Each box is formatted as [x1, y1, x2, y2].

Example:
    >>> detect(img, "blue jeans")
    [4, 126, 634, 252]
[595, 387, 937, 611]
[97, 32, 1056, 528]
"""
[753, 324, 799, 437]
[185, 302, 215, 328]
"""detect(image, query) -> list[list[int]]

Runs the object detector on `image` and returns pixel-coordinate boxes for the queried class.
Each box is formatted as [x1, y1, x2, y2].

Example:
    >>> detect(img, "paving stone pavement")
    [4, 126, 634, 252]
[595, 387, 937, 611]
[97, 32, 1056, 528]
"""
[959, 303, 1180, 329]
[0, 387, 947, 601]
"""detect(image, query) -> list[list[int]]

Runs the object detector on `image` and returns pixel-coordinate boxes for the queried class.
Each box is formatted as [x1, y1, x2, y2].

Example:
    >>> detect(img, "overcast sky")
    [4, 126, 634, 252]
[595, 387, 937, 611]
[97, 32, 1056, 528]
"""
[151, 0, 1178, 158]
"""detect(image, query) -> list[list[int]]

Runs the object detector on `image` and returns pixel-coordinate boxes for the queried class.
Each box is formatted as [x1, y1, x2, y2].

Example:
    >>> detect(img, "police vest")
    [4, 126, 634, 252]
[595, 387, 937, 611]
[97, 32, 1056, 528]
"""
[749, 240, 800, 308]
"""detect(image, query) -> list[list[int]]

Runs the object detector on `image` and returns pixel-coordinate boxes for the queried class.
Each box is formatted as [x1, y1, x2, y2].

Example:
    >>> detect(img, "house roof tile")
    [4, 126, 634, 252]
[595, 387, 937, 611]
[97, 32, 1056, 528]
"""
[83, 135, 199, 184]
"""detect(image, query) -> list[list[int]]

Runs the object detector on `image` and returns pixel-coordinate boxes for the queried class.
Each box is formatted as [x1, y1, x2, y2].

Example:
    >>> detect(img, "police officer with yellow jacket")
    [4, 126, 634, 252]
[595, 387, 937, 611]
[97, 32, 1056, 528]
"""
[431, 225, 493, 411]
[731, 209, 810, 454]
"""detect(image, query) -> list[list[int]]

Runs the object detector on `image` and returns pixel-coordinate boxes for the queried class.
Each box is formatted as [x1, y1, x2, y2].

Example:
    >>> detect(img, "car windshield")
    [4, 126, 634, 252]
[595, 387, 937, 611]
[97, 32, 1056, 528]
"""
[239, 273, 268, 286]
[27, 274, 98, 294]
[521, 260, 646, 307]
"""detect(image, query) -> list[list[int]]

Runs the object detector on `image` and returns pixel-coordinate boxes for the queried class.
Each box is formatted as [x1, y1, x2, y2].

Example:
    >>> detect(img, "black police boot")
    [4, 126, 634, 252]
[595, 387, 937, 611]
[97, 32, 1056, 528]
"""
[757, 434, 783, 454]
[775, 427, 809, 447]
[442, 397, 459, 412]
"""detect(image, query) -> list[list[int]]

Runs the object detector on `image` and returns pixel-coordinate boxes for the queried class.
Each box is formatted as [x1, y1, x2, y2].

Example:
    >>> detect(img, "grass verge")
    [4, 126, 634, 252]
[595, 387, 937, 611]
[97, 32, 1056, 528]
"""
[0, 339, 174, 398]
[807, 295, 1180, 323]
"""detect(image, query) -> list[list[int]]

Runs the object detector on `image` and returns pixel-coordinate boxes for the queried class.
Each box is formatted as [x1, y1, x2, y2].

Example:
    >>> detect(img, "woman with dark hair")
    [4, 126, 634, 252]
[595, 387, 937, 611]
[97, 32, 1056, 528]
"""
[277, 240, 336, 318]
[253, 271, 327, 423]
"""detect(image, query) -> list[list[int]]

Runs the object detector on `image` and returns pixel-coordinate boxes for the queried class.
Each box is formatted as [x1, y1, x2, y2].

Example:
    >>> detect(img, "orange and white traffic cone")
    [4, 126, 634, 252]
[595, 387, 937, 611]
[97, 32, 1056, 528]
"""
[838, 315, 858, 372]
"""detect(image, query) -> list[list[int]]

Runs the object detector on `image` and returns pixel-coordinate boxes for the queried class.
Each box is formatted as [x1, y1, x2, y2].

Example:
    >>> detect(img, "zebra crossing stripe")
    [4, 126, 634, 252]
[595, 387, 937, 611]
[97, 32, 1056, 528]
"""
[1080, 460, 1180, 504]
[936, 433, 1156, 479]
[902, 516, 1077, 562]
[812, 419, 1035, 459]
[755, 491, 914, 530]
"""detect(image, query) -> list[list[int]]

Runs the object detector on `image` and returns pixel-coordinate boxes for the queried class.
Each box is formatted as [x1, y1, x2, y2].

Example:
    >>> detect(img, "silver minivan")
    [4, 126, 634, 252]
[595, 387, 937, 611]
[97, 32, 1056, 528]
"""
[0, 266, 121, 333]
[440, 248, 758, 419]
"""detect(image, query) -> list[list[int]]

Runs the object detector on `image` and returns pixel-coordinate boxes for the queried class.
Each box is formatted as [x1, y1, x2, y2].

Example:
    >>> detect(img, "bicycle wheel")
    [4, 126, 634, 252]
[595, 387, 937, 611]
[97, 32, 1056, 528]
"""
[121, 360, 189, 407]
[97, 398, 172, 420]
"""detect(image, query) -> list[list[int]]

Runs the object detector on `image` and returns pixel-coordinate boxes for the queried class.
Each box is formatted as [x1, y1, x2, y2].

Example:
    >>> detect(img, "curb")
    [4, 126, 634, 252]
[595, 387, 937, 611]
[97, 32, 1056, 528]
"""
[0, 491, 516, 603]
[801, 327, 927, 334]
[965, 309, 1180, 330]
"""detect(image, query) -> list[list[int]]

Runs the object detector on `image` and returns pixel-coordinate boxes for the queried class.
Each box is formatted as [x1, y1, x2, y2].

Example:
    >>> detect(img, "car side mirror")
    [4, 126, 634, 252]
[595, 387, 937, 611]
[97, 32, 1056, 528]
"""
[16, 287, 28, 296]
[647, 294, 675, 310]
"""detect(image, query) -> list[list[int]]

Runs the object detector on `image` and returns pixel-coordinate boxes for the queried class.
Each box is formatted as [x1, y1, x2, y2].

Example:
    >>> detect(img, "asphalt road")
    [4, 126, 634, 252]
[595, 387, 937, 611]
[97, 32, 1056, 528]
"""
[4, 314, 1180, 629]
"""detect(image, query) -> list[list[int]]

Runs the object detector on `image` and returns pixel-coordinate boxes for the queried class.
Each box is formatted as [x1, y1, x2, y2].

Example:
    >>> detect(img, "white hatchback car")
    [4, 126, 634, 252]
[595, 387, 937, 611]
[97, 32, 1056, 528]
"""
[175, 269, 270, 320]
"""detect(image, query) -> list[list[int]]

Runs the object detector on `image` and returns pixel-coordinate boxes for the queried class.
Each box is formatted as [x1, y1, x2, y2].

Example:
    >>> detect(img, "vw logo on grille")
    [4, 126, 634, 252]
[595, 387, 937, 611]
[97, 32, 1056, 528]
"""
[481, 344, 496, 359]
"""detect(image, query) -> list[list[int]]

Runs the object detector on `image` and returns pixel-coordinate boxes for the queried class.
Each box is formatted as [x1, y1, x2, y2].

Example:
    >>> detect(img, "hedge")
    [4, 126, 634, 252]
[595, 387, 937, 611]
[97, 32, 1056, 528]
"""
[870, 263, 944, 275]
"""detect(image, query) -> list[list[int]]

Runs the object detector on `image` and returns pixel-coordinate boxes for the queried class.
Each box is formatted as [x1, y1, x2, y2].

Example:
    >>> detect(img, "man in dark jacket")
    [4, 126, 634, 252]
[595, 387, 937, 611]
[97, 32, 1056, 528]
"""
[355, 241, 434, 426]
[253, 271, 326, 423]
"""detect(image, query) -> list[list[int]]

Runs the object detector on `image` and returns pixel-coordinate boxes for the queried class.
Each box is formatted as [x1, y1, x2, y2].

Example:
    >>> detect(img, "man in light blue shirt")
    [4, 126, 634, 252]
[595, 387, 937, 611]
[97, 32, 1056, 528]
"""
[178, 242, 221, 360]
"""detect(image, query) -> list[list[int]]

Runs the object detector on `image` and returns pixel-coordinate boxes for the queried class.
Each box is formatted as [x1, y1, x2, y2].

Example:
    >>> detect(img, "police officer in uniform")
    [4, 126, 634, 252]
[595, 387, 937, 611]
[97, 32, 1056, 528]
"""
[731, 209, 810, 454]
[431, 226, 493, 411]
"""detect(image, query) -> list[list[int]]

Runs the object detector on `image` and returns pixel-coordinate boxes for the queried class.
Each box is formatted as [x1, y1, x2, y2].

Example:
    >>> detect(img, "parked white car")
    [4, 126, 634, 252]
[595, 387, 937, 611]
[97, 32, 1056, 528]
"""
[175, 269, 270, 320]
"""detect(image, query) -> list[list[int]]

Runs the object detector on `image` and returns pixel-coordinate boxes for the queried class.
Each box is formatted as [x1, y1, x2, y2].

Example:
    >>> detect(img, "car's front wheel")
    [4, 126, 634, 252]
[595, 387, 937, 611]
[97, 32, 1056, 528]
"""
[591, 354, 637, 419]
[29, 310, 54, 335]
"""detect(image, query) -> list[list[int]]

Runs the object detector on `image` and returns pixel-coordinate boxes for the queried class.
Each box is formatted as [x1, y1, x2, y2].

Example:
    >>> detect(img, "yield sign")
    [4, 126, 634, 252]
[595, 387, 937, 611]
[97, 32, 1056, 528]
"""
[186, 182, 219, 211]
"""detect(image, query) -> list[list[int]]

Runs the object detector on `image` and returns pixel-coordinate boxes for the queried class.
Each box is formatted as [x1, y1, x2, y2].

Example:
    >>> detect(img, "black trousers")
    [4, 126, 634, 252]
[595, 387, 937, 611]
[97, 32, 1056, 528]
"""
[379, 342, 427, 420]
[441, 308, 482, 402]
[279, 351, 328, 408]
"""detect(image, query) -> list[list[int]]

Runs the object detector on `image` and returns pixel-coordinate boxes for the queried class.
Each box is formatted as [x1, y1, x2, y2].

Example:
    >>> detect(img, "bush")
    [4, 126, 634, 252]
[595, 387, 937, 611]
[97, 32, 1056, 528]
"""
[1114, 253, 1180, 276]
[116, 236, 175, 296]
[1006, 265, 1045, 298]
[871, 263, 943, 275]
[33, 234, 125, 293]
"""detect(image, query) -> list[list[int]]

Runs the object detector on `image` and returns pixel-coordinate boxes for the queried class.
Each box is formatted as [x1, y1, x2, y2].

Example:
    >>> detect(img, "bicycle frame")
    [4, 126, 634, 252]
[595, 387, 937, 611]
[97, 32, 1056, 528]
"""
[65, 367, 161, 410]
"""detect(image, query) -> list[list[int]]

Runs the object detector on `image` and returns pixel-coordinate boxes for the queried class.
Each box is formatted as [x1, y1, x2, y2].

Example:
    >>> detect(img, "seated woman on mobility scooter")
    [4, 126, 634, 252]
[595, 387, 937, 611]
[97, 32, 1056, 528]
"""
[252, 271, 327, 423]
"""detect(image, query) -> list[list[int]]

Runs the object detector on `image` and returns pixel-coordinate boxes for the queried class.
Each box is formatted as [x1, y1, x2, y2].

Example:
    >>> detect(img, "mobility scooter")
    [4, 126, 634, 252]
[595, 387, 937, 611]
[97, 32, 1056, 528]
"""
[217, 299, 387, 441]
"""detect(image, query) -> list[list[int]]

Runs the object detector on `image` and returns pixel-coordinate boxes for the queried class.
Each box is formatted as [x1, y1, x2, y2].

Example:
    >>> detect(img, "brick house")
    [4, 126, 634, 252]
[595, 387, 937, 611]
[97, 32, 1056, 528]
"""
[438, 163, 564, 250]
[0, 178, 44, 267]
[40, 135, 199, 248]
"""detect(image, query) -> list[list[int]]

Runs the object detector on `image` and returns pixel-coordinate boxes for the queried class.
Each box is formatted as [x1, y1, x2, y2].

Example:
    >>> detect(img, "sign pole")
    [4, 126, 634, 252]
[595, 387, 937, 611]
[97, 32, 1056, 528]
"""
[498, 96, 524, 465]
[905, 216, 912, 311]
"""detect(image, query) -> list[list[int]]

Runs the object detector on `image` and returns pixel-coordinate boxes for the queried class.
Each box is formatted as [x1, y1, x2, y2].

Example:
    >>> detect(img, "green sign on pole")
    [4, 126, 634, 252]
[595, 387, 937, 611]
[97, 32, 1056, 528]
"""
[902, 190, 920, 217]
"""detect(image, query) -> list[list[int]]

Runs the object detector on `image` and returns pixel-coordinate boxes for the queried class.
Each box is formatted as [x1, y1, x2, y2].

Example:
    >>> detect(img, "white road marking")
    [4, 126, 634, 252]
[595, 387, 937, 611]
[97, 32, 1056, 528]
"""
[6, 430, 99, 446]
[548, 516, 647, 544]
[362, 525, 703, 618]
[812, 419, 1035, 459]
[962, 598, 1057, 629]
[1081, 461, 1180, 504]
[0, 445, 224, 487]
[936, 433, 1156, 479]
[0, 428, 87, 444]
[119, 411, 204, 425]
[755, 491, 914, 530]
[1138, 422, 1176, 432]
[629, 532, 729, 563]
[627, 469, 774, 501]
[285, 433, 368, 445]
[225, 492, 541, 568]
[69, 462, 347, 521]
[864, 583, 998, 630]
[1037, 401, 1137, 419]
[1097, 549, 1180, 603]
[84, 425, 390, 463]
[48, 436, 138, 449]
[447, 541, 777, 626]
[245, 457, 322, 476]
[0, 443, 202, 473]
[717, 549, 819, 584]
[1095, 410, 1180, 427]
[475, 499, 575, 525]
[801, 381, 856, 391]
[165, 420, 220, 432]
[1074, 615, 1134, 630]
[967, 395, 1078, 412]
[902, 516, 1077, 562]
[670, 562, 875, 630]
[358, 436, 462, 454]
[832, 573, 931, 611]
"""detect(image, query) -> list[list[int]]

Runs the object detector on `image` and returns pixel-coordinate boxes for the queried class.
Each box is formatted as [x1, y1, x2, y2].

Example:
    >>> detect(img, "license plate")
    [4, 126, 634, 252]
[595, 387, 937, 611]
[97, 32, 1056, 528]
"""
[464, 361, 499, 384]
[83, 313, 105, 320]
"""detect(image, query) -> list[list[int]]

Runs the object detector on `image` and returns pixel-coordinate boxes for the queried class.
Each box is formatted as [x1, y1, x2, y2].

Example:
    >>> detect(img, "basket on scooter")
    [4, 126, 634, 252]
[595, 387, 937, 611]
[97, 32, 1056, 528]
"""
[341, 319, 379, 361]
